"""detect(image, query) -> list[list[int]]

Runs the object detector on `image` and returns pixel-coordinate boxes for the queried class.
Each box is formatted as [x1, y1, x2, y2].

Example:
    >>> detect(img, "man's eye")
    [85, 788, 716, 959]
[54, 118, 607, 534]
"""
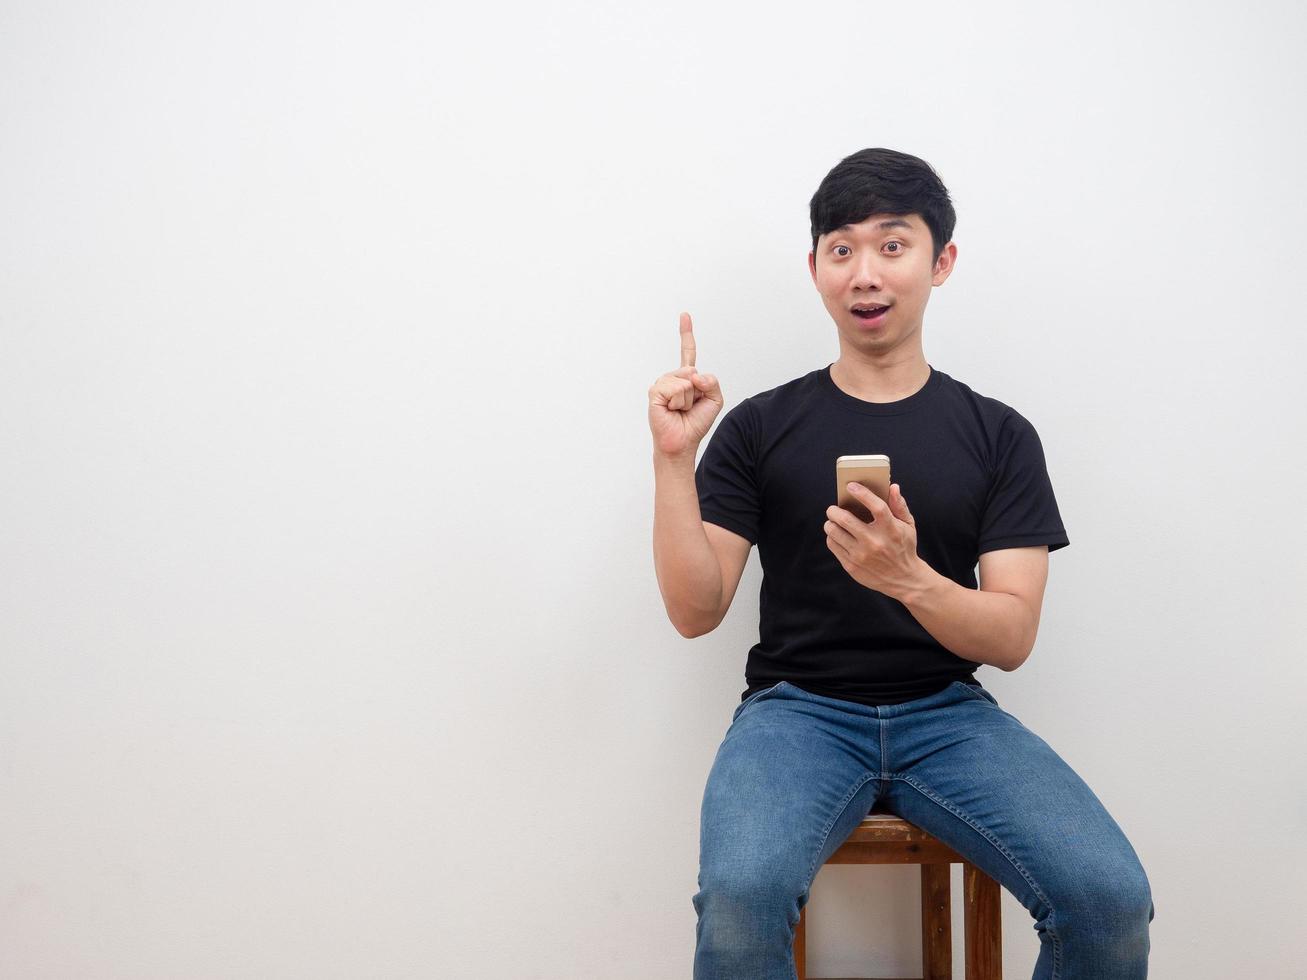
[885, 242, 903, 253]
[835, 245, 850, 257]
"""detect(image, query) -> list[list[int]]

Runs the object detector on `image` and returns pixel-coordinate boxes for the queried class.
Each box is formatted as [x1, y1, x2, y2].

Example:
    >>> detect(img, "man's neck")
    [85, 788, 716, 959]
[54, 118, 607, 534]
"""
[829, 355, 931, 404]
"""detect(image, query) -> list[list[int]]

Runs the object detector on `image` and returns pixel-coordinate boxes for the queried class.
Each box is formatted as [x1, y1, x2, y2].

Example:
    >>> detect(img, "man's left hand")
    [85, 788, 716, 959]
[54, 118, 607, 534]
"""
[825, 482, 926, 602]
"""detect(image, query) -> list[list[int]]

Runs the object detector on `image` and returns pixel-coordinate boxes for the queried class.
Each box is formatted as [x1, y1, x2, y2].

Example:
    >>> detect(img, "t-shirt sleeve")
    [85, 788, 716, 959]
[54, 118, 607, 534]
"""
[977, 411, 1069, 555]
[693, 401, 761, 546]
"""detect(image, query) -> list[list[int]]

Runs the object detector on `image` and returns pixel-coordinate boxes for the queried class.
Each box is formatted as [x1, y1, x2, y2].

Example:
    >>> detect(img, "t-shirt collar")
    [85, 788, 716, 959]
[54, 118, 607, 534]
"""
[818, 362, 942, 416]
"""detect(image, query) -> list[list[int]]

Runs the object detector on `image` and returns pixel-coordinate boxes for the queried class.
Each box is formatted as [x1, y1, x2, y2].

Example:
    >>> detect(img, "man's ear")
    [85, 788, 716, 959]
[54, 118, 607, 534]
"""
[931, 241, 957, 287]
[808, 249, 817, 283]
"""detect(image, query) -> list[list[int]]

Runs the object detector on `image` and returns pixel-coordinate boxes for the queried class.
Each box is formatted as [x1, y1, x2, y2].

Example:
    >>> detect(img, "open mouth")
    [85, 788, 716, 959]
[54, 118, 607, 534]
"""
[852, 304, 889, 321]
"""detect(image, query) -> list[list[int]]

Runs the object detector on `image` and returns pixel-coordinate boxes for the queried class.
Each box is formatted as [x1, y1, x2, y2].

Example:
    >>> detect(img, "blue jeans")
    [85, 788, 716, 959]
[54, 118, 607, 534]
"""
[692, 680, 1153, 979]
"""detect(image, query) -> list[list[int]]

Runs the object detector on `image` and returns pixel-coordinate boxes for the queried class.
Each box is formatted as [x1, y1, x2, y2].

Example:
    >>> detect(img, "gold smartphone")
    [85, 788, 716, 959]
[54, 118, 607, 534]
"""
[836, 454, 891, 523]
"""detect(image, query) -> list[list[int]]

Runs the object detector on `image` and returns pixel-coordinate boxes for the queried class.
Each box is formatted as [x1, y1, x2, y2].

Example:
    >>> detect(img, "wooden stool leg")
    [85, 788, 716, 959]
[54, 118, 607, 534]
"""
[963, 861, 1002, 980]
[920, 863, 952, 979]
[794, 903, 806, 980]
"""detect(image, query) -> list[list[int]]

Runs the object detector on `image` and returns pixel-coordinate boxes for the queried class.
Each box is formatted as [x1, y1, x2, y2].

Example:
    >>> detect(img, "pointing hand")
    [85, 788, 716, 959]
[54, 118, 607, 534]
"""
[647, 312, 724, 460]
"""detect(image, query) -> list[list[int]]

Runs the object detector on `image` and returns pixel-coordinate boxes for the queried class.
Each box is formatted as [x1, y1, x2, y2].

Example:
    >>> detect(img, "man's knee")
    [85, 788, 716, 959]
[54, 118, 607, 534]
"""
[1057, 856, 1153, 928]
[692, 858, 807, 931]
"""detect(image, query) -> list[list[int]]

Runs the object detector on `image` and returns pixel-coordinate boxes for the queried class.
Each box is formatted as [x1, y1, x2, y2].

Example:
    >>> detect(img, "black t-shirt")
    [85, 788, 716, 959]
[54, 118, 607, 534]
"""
[694, 362, 1069, 706]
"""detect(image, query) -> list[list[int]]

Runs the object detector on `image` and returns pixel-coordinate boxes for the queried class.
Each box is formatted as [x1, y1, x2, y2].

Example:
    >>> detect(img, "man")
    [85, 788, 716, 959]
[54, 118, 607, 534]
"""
[648, 147, 1154, 979]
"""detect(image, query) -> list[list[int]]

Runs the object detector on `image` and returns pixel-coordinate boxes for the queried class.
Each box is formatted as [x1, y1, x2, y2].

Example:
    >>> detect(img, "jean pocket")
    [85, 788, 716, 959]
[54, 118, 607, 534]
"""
[951, 680, 1000, 707]
[731, 681, 788, 722]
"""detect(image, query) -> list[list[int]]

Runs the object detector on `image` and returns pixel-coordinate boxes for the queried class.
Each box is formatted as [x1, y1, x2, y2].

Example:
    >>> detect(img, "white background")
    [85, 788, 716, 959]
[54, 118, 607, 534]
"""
[3, 1, 1305, 977]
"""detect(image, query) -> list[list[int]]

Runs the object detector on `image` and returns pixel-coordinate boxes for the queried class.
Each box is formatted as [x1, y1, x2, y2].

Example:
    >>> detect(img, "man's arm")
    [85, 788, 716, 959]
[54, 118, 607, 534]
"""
[900, 546, 1049, 672]
[652, 452, 723, 637]
[824, 483, 1051, 672]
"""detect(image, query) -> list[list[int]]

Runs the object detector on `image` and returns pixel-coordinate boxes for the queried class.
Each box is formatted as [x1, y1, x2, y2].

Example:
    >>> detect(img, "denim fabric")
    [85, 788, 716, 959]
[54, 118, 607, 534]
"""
[692, 680, 1154, 979]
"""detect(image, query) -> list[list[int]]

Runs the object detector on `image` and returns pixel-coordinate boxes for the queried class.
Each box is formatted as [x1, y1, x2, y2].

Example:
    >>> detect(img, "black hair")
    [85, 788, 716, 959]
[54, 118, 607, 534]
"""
[809, 148, 956, 266]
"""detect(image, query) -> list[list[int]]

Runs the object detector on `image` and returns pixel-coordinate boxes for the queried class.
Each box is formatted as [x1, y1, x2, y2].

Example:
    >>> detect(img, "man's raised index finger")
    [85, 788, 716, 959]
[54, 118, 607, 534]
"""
[679, 312, 696, 369]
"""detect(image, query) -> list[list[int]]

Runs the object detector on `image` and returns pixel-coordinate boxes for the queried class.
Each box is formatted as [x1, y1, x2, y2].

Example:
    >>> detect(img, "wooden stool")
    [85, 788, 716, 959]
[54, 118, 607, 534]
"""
[794, 803, 1002, 980]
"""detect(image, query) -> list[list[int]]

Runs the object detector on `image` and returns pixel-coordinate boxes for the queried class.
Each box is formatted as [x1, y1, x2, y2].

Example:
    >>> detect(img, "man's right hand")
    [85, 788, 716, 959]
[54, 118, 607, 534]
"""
[648, 312, 724, 460]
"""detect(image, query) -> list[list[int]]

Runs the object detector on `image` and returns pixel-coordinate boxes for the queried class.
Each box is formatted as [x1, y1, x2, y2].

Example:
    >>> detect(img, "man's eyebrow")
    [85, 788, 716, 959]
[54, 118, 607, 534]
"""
[835, 218, 915, 233]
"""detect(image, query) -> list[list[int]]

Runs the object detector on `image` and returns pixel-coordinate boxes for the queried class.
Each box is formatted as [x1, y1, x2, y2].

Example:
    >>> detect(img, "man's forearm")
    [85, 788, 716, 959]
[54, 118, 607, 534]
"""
[899, 559, 1034, 672]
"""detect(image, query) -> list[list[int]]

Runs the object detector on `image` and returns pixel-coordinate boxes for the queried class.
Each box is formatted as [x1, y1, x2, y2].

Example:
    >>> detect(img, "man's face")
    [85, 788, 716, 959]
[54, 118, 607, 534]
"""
[808, 212, 956, 354]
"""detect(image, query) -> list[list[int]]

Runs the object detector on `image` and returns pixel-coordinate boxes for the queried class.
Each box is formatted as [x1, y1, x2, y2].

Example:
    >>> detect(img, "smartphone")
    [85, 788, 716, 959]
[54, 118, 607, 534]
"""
[836, 454, 891, 523]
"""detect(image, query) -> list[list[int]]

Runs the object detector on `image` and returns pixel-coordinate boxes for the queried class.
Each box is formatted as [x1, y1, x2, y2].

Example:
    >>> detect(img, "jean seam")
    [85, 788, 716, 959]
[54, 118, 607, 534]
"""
[879, 716, 890, 796]
[950, 680, 993, 705]
[803, 771, 881, 889]
[893, 773, 1063, 980]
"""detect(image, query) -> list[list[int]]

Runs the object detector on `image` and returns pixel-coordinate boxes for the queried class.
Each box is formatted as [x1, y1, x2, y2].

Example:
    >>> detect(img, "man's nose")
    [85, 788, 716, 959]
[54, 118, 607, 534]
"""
[851, 258, 883, 289]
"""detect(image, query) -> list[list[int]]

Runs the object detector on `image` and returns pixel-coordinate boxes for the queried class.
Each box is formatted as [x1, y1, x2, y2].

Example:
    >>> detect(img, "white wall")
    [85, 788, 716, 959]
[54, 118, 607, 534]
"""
[2, 1, 1304, 977]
